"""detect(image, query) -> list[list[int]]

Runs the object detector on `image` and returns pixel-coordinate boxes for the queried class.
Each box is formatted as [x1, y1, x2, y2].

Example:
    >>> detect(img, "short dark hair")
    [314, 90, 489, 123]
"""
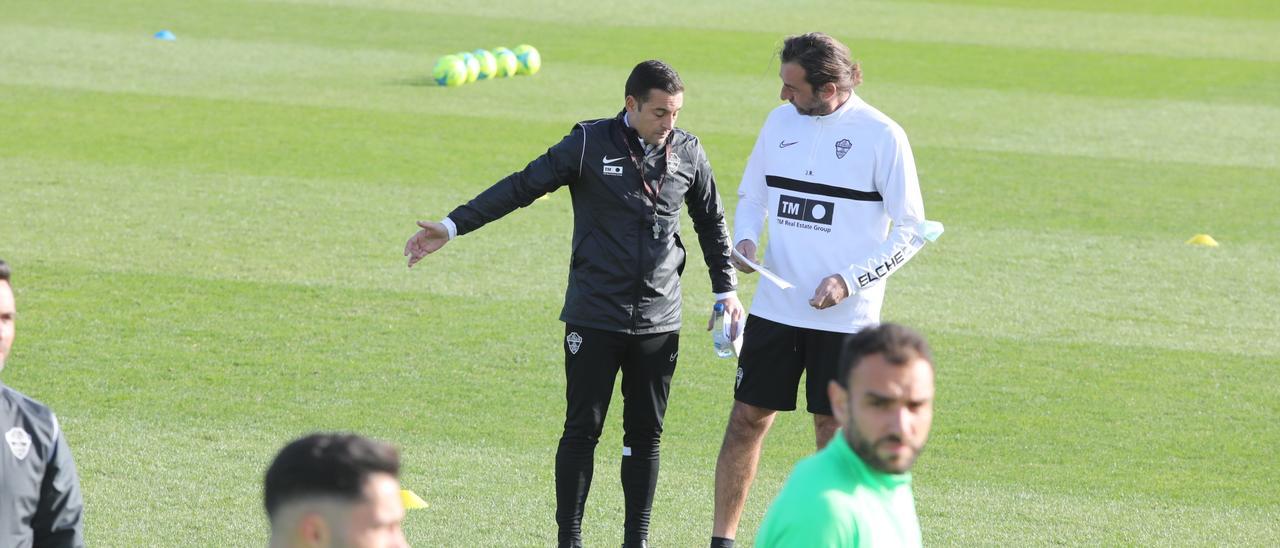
[263, 433, 401, 519]
[624, 60, 684, 105]
[780, 32, 862, 94]
[0, 259, 9, 284]
[835, 323, 932, 388]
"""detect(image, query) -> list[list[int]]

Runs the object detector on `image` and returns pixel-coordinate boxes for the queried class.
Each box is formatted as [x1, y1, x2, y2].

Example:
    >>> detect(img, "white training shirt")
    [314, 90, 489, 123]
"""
[735, 94, 926, 334]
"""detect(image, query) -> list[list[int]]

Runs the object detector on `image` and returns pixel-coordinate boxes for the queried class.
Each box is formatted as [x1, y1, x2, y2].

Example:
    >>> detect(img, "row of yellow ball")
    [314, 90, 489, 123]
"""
[434, 45, 541, 87]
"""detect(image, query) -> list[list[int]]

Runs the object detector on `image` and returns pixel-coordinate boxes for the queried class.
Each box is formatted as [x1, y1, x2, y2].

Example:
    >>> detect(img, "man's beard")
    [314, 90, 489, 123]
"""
[847, 428, 924, 474]
[792, 98, 834, 117]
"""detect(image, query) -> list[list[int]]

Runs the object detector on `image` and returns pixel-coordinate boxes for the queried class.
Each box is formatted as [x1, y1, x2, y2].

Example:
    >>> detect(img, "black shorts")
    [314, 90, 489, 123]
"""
[733, 315, 860, 415]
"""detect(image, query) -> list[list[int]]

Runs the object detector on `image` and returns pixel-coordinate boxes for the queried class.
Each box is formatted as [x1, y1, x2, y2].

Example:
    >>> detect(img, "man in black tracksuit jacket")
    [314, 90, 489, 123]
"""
[405, 60, 745, 547]
[0, 260, 85, 548]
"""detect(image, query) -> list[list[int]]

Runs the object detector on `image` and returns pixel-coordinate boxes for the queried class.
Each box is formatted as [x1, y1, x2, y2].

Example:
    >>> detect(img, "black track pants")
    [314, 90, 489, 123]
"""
[555, 324, 679, 547]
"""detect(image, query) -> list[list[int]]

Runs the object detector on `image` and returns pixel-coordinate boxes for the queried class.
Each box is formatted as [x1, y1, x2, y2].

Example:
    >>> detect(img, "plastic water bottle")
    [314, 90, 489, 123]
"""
[712, 302, 733, 358]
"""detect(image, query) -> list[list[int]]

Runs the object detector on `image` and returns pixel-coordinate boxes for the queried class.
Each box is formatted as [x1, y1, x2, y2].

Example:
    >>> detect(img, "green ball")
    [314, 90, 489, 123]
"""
[472, 49, 498, 80]
[492, 47, 518, 78]
[433, 55, 467, 87]
[513, 44, 540, 76]
[456, 51, 480, 84]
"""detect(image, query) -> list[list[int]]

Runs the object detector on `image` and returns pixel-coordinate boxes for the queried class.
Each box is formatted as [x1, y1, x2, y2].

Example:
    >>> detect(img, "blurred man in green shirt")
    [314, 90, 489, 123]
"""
[756, 323, 934, 547]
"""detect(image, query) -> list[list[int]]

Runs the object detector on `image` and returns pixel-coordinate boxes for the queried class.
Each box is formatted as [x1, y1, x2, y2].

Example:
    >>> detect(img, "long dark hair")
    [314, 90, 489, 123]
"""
[781, 32, 862, 93]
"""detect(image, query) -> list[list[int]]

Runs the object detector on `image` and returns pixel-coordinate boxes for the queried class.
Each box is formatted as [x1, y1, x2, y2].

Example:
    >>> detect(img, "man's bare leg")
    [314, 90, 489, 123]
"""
[814, 413, 838, 449]
[711, 401, 777, 540]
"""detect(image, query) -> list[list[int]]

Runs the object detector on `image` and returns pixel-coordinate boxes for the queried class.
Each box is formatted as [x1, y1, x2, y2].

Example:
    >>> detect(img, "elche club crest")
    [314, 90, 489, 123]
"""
[566, 332, 583, 355]
[666, 155, 681, 175]
[835, 139, 852, 159]
[6, 427, 32, 460]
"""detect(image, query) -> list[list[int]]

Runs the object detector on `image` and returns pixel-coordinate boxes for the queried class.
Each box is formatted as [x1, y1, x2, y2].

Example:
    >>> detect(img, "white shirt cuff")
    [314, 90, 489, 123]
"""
[836, 272, 856, 295]
[714, 291, 737, 301]
[441, 217, 458, 240]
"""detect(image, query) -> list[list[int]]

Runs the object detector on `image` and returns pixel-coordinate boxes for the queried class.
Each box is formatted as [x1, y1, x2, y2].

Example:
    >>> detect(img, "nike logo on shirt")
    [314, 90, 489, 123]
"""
[603, 156, 626, 164]
[779, 140, 799, 148]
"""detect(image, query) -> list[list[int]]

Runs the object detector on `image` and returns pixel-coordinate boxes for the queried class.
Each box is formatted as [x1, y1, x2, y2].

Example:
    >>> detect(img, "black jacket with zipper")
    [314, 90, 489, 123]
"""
[448, 112, 736, 334]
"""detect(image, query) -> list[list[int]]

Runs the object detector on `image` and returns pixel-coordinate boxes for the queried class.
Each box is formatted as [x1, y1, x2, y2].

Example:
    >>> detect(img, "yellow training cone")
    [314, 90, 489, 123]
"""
[1186, 234, 1219, 247]
[401, 489, 428, 510]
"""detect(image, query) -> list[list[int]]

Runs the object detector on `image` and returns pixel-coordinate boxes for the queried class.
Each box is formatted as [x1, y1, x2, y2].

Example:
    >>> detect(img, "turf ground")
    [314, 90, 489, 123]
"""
[2, 0, 1278, 545]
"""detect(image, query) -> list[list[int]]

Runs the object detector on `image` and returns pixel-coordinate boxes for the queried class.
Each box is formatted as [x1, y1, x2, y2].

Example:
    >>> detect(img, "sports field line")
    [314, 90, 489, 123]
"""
[4, 40, 1279, 170]
[266, 0, 1280, 62]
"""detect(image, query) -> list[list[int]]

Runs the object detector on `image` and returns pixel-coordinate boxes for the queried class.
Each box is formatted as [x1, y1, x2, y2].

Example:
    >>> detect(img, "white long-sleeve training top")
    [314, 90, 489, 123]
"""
[735, 94, 926, 334]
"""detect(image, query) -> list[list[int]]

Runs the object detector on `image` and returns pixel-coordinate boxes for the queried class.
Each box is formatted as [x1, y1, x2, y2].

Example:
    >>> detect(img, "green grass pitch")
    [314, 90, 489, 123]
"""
[2, 0, 1278, 545]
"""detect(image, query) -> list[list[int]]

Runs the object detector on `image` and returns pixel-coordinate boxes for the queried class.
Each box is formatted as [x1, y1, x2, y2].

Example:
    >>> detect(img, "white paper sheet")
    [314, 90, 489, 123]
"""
[732, 249, 795, 290]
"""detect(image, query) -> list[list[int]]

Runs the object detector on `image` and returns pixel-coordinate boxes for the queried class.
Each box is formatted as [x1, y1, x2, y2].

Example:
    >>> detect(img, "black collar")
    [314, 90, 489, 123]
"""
[615, 110, 646, 152]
